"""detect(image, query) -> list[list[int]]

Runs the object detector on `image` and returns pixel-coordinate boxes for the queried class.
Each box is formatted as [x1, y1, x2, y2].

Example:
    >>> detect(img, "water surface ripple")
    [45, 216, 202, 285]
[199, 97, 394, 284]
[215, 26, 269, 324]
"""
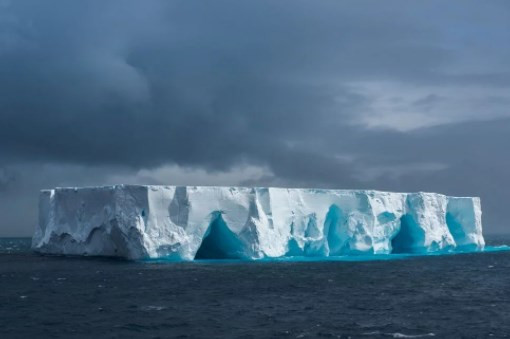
[1, 236, 510, 338]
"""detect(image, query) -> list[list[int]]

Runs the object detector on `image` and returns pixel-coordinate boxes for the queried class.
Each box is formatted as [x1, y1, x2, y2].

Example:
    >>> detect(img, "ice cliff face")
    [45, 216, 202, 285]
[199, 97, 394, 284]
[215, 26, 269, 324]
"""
[32, 185, 485, 260]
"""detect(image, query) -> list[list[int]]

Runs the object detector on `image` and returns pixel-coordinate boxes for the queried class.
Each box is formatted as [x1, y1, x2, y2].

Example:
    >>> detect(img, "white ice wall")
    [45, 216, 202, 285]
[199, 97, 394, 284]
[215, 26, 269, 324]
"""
[31, 185, 485, 260]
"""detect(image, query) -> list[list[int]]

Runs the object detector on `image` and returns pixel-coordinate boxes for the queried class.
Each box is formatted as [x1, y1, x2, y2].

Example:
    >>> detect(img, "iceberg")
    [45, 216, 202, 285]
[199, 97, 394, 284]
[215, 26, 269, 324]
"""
[32, 185, 485, 260]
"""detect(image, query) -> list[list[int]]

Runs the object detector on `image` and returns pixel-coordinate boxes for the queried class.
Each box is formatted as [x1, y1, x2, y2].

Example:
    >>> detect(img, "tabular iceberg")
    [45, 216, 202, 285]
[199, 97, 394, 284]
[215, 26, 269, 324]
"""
[32, 185, 485, 260]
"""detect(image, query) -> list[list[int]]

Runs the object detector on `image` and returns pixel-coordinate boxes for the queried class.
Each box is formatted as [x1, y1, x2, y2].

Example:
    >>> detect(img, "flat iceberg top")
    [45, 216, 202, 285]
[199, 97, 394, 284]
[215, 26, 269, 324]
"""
[42, 184, 476, 197]
[32, 185, 485, 260]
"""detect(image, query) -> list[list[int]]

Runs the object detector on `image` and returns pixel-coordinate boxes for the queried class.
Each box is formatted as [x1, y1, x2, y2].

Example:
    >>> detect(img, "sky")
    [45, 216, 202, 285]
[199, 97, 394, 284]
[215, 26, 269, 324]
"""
[1, 0, 509, 236]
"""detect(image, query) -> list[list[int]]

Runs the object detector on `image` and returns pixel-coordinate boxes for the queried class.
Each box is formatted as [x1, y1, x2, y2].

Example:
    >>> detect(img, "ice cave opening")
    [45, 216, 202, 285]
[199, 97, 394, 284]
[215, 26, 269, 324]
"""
[391, 214, 425, 254]
[194, 212, 245, 260]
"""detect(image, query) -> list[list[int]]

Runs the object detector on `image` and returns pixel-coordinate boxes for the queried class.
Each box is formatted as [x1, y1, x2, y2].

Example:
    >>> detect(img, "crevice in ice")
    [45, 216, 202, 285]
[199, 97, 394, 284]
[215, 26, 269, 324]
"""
[194, 213, 245, 260]
[325, 205, 345, 255]
[286, 222, 304, 256]
[304, 214, 327, 256]
[168, 186, 189, 227]
[304, 213, 320, 238]
[286, 239, 303, 256]
[445, 212, 474, 250]
[110, 219, 147, 259]
[85, 226, 115, 255]
[445, 212, 465, 241]
[391, 215, 424, 254]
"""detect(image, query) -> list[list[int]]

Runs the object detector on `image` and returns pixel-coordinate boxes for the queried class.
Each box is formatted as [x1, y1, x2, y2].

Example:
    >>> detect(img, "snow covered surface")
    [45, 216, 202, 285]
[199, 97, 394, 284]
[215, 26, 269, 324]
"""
[32, 185, 485, 260]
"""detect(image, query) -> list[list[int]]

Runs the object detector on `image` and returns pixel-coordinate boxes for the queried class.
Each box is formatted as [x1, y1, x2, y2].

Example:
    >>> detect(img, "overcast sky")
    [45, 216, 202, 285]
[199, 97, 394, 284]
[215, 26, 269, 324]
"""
[1, 0, 509, 236]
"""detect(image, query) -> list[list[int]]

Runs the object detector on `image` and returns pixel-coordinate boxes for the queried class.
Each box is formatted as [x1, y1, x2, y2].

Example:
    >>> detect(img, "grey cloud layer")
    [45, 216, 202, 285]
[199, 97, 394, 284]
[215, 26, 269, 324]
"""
[1, 0, 509, 235]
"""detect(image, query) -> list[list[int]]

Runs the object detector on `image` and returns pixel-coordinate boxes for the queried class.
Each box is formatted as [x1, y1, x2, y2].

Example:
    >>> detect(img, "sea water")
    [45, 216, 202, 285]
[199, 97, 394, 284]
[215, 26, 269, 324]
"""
[1, 236, 510, 338]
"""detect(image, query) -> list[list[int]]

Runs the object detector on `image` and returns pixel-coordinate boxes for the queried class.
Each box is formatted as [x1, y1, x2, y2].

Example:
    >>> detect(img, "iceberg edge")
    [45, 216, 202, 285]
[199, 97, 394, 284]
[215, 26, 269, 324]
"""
[32, 185, 485, 260]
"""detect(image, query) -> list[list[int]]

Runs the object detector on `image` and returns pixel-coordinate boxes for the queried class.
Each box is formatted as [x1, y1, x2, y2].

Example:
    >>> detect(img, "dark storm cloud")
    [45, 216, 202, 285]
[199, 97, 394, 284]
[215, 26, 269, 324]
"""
[0, 0, 459, 167]
[0, 0, 510, 235]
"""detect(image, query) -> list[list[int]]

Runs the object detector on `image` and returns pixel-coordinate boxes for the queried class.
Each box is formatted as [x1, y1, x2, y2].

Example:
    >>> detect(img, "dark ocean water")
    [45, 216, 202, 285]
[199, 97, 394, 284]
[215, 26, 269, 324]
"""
[1, 236, 510, 338]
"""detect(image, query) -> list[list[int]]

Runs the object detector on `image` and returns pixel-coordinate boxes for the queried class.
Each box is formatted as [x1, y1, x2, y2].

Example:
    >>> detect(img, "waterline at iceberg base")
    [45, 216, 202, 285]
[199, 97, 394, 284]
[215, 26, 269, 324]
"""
[32, 185, 487, 261]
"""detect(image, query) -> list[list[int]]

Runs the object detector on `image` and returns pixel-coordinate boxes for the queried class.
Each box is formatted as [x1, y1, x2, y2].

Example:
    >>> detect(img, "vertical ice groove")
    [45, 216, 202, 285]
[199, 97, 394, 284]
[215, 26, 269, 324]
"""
[32, 186, 485, 260]
[446, 196, 485, 250]
[391, 192, 456, 254]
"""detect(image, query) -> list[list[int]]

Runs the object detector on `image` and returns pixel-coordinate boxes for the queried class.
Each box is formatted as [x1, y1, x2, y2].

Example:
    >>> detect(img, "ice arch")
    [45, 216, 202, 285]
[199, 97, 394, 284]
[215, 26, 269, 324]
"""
[194, 213, 246, 260]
